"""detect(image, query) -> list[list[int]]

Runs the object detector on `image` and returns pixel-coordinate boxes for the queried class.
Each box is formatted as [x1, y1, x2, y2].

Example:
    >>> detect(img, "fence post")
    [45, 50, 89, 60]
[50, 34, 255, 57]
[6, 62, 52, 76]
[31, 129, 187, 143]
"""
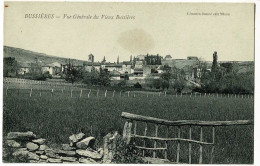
[128, 91, 130, 97]
[134, 92, 136, 98]
[189, 125, 192, 164]
[159, 92, 161, 97]
[71, 89, 73, 98]
[105, 90, 107, 97]
[6, 86, 8, 96]
[80, 89, 83, 98]
[88, 89, 91, 98]
[30, 88, 32, 97]
[153, 124, 158, 158]
[190, 93, 192, 98]
[51, 89, 54, 97]
[165, 91, 167, 97]
[165, 126, 169, 159]
[120, 91, 122, 97]
[176, 126, 181, 163]
[122, 120, 132, 144]
[210, 127, 215, 164]
[62, 89, 64, 94]
[143, 122, 148, 156]
[112, 90, 115, 97]
[205, 93, 206, 97]
[199, 126, 203, 164]
[133, 121, 137, 135]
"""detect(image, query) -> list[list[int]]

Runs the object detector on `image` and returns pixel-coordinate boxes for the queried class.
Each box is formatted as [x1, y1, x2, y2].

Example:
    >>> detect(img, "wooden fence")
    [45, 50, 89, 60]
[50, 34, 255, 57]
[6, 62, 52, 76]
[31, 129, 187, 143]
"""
[121, 112, 253, 164]
[3, 87, 254, 99]
[3, 77, 87, 89]
[3, 77, 254, 99]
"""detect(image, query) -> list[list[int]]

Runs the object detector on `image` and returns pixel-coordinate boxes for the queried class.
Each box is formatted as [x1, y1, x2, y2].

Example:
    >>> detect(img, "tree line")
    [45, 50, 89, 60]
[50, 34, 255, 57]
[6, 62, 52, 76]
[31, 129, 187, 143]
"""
[147, 52, 254, 94]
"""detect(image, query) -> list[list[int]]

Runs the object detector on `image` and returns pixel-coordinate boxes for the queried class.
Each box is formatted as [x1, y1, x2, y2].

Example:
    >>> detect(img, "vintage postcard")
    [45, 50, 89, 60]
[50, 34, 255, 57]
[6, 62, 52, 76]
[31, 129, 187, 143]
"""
[2, 1, 255, 164]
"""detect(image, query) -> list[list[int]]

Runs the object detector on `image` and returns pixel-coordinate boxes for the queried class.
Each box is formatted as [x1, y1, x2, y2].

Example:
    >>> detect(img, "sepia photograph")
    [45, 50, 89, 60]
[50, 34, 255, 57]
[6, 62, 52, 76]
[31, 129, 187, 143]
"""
[2, 1, 255, 164]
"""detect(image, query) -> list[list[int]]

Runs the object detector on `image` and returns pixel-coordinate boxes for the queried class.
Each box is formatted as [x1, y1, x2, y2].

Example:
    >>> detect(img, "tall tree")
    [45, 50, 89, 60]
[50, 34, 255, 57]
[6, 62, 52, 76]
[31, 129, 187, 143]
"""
[102, 56, 106, 64]
[130, 55, 132, 62]
[64, 59, 83, 84]
[211, 51, 218, 79]
[3, 57, 20, 77]
[98, 68, 111, 86]
[117, 56, 119, 64]
[29, 58, 42, 75]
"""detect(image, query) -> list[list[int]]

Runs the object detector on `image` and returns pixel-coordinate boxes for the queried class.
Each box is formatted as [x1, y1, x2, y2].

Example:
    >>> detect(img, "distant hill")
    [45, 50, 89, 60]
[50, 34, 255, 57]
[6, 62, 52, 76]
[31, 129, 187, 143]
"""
[3, 46, 86, 66]
[3, 46, 254, 74]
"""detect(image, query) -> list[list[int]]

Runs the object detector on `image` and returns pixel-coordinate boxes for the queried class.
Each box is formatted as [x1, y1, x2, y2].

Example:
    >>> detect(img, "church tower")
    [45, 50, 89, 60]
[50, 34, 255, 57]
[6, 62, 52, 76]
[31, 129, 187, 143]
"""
[88, 54, 94, 63]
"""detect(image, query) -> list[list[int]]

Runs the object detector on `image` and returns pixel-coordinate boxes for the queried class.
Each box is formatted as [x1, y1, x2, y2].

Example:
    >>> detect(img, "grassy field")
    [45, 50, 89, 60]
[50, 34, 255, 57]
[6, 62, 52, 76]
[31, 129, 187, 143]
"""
[3, 87, 254, 164]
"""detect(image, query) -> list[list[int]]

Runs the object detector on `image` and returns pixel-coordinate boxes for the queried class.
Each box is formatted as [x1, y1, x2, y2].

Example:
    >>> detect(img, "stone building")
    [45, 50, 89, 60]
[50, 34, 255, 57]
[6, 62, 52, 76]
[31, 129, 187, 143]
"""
[42, 62, 61, 75]
[84, 62, 101, 72]
[187, 56, 199, 61]
[144, 54, 162, 65]
[165, 55, 172, 61]
[103, 63, 122, 72]
[122, 61, 132, 74]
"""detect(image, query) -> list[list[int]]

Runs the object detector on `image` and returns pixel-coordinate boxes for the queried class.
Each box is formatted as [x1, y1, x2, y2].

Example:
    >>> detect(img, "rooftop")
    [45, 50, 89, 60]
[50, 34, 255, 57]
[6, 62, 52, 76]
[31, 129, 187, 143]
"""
[165, 55, 172, 59]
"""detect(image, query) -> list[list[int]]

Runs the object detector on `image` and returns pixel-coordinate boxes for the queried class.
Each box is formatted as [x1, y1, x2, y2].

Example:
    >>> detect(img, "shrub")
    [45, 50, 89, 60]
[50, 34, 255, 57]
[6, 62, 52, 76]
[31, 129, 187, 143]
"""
[43, 71, 52, 79]
[200, 72, 254, 94]
[82, 70, 111, 86]
[173, 79, 186, 93]
[112, 136, 146, 164]
[153, 79, 162, 89]
[133, 82, 142, 89]
[161, 79, 170, 90]
[118, 80, 126, 87]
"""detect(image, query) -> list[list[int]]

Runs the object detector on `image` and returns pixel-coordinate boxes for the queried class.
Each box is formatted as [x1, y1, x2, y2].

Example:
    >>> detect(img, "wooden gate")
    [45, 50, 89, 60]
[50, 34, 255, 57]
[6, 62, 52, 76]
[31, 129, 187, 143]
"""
[121, 112, 253, 164]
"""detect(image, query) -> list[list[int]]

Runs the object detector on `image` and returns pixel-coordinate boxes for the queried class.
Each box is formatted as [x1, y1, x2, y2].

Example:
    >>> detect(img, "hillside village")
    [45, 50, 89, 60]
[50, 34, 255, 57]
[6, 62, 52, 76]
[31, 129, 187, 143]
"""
[3, 46, 254, 92]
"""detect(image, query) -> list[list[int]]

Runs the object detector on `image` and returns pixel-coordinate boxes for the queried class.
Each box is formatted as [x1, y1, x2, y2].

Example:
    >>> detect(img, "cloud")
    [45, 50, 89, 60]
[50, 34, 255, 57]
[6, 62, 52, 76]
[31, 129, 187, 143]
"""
[117, 29, 155, 54]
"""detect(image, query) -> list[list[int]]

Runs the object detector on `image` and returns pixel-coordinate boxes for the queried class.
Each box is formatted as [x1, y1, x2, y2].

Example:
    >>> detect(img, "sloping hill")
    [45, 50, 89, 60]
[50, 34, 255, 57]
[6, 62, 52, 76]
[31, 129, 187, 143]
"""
[3, 46, 86, 66]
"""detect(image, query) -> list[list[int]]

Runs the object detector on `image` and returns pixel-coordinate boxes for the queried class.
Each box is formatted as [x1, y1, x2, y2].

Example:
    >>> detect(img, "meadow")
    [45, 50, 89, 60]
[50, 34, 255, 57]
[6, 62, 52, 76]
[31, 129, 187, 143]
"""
[3, 87, 254, 164]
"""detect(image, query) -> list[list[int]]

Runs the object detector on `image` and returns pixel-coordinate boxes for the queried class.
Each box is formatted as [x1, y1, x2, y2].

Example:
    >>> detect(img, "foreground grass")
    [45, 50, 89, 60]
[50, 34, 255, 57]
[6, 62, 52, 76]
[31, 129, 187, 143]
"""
[3, 89, 254, 164]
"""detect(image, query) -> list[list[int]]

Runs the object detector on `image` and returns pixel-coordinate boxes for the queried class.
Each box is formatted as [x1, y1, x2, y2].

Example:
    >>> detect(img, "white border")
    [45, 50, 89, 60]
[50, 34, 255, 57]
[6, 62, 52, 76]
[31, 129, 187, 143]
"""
[0, 0, 258, 166]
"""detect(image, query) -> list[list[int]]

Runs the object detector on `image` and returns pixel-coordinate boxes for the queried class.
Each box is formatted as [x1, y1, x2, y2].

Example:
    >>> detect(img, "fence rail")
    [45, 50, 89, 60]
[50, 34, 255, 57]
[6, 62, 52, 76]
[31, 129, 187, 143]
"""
[121, 112, 254, 126]
[121, 112, 253, 164]
[3, 87, 254, 100]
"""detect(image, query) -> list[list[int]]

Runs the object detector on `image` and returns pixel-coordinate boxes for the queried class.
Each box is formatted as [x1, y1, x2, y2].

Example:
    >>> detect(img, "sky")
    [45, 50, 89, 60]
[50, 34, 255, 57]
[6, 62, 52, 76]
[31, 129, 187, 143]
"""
[4, 2, 254, 62]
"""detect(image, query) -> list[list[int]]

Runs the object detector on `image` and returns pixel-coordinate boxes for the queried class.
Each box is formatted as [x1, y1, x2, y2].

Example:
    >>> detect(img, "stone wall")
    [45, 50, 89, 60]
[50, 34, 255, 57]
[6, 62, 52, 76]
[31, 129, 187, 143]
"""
[3, 131, 118, 163]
